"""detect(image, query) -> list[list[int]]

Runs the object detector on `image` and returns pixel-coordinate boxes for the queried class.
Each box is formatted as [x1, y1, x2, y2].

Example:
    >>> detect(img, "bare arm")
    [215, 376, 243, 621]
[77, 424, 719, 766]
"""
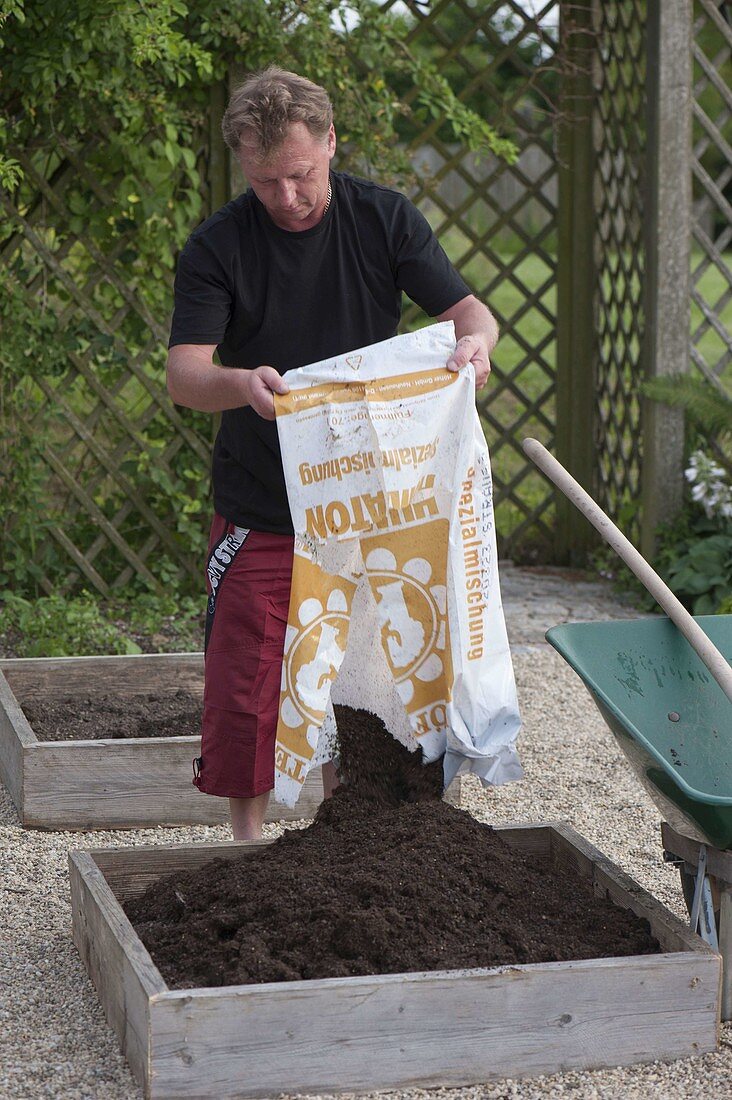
[436, 293, 499, 389]
[166, 344, 289, 421]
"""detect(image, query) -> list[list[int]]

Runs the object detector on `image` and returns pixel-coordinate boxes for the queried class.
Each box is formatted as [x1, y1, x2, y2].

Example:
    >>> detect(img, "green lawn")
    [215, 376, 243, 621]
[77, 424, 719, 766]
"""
[691, 253, 732, 384]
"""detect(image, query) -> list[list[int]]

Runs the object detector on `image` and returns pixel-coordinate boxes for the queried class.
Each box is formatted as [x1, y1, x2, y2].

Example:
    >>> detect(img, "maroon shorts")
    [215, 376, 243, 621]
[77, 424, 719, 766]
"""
[193, 515, 294, 799]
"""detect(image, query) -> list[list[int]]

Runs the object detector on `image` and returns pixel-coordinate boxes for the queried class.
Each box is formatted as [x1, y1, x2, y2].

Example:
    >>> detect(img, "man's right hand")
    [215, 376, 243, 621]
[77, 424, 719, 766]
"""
[166, 346, 290, 419]
[243, 365, 290, 421]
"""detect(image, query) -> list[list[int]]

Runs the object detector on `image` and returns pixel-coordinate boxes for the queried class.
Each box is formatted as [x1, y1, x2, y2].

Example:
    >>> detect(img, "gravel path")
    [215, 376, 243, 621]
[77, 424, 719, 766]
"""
[1, 567, 730, 1099]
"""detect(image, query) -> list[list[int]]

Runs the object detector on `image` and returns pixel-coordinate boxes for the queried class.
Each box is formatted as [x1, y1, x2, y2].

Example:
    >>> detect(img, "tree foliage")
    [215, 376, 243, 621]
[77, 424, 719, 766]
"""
[388, 0, 559, 145]
[1, 1, 515, 198]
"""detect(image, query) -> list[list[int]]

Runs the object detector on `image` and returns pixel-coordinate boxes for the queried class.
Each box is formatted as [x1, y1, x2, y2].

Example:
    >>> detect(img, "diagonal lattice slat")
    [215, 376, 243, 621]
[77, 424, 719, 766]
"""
[592, 0, 647, 536]
[691, 0, 732, 390]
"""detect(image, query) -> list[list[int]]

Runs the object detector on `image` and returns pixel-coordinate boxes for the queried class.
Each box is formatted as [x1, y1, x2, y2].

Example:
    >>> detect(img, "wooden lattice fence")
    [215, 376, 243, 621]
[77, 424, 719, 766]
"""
[1, 136, 212, 596]
[2, 1, 729, 596]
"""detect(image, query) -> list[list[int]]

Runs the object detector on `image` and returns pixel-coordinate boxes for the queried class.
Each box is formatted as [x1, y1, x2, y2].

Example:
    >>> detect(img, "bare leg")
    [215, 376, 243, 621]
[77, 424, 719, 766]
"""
[322, 759, 340, 799]
[229, 792, 270, 841]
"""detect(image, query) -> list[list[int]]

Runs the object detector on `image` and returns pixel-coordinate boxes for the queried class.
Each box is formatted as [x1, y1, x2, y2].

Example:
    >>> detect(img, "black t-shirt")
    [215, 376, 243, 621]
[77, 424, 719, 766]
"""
[168, 170, 470, 532]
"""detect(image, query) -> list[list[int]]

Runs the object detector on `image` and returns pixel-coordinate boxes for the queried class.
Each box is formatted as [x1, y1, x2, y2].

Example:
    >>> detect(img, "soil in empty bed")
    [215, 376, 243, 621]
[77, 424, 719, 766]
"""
[20, 689, 202, 741]
[126, 706, 660, 988]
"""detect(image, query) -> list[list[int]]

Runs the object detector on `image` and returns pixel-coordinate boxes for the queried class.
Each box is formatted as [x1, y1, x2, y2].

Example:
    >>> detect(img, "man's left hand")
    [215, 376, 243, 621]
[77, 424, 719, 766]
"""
[446, 334, 491, 389]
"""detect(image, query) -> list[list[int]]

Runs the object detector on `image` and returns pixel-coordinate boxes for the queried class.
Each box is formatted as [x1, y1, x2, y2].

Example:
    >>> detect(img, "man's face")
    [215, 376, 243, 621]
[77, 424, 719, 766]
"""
[238, 121, 336, 232]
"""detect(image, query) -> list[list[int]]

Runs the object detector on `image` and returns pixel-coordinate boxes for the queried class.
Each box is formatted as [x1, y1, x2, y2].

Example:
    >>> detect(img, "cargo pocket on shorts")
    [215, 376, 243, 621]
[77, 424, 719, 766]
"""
[262, 598, 290, 648]
[253, 601, 290, 741]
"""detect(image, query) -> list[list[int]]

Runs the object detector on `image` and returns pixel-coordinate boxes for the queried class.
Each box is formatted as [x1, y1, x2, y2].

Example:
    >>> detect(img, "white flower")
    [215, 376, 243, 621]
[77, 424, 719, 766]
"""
[685, 449, 732, 520]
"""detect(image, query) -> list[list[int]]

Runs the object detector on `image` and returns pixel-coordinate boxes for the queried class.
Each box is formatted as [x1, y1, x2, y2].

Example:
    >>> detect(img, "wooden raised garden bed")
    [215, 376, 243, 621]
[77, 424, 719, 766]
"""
[0, 653, 460, 830]
[0, 653, 327, 830]
[69, 822, 721, 1099]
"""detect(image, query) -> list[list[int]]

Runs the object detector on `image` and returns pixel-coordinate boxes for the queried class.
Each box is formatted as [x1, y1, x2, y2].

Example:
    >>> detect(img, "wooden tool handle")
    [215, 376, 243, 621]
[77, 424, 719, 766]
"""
[522, 437, 732, 704]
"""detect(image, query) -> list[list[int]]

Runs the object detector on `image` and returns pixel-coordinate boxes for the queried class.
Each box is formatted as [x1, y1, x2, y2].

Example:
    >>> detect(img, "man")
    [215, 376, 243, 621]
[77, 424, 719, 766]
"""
[167, 67, 499, 841]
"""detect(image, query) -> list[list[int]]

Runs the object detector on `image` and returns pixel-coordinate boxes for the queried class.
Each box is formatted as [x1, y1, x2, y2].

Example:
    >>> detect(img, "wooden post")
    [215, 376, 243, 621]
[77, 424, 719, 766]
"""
[641, 0, 692, 560]
[555, 0, 598, 564]
[208, 79, 230, 216]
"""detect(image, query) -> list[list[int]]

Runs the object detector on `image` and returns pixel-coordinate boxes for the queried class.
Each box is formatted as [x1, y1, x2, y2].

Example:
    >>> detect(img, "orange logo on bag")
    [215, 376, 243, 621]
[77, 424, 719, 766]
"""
[285, 604, 350, 725]
[362, 517, 453, 738]
[275, 552, 356, 782]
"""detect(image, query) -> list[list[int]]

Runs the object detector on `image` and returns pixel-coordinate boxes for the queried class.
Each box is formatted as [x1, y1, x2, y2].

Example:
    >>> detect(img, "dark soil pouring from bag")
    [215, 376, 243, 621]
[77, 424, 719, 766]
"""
[126, 705, 660, 988]
[20, 689, 202, 741]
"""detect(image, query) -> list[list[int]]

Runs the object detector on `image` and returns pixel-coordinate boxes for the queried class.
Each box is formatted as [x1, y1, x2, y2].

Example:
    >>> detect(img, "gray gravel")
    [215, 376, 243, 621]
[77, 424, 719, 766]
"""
[1, 566, 730, 1099]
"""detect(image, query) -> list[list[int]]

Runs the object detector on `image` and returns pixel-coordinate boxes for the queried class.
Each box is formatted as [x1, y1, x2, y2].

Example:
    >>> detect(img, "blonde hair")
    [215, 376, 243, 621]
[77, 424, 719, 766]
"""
[222, 67, 333, 159]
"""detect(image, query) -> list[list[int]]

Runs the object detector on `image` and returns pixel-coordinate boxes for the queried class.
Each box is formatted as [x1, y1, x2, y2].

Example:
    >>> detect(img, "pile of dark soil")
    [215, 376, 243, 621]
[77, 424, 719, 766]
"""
[333, 703, 444, 803]
[126, 706, 660, 989]
[20, 689, 202, 741]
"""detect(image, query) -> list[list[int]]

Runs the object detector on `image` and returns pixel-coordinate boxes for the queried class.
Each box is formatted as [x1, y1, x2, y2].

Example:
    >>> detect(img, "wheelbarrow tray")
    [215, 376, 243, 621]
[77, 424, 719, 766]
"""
[546, 615, 732, 850]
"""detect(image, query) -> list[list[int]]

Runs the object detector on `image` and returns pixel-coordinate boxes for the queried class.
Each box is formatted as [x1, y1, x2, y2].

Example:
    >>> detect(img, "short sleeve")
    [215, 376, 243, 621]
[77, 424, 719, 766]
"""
[392, 199, 471, 317]
[168, 235, 232, 349]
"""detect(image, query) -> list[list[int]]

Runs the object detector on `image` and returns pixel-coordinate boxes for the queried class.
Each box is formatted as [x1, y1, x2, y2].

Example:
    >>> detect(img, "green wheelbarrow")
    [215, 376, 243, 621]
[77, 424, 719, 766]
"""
[546, 613, 732, 1014]
[546, 615, 732, 852]
[522, 439, 732, 1011]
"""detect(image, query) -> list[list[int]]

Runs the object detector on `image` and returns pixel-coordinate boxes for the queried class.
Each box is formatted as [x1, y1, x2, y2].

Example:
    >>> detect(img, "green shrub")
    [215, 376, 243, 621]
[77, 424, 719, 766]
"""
[596, 508, 732, 616]
[1, 592, 142, 657]
[657, 513, 732, 615]
[639, 373, 732, 615]
[112, 591, 205, 652]
[0, 589, 209, 657]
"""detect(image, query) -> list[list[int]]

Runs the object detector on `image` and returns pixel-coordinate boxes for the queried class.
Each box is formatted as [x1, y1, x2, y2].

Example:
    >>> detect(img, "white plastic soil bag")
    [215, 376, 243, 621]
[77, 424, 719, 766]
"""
[272, 321, 522, 807]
